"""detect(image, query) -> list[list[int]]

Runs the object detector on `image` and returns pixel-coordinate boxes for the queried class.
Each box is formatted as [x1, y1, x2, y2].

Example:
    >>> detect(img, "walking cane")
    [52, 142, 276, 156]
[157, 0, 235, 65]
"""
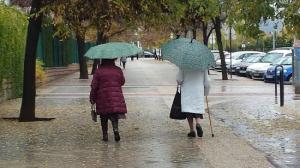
[206, 96, 214, 137]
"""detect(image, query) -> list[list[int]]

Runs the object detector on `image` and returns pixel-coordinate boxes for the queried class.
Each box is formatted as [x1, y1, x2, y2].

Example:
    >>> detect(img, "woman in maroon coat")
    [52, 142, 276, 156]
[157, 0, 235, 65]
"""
[90, 59, 127, 142]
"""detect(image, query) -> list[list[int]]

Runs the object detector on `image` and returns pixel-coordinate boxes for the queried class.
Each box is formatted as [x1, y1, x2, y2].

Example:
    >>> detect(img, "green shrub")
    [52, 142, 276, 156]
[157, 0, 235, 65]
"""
[0, 3, 28, 97]
[36, 59, 47, 83]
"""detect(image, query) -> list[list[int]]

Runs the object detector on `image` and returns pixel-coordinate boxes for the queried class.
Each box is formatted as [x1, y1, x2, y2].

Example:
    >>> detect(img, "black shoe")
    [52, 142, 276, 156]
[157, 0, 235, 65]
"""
[102, 134, 108, 142]
[187, 131, 196, 137]
[196, 124, 203, 137]
[114, 131, 120, 142]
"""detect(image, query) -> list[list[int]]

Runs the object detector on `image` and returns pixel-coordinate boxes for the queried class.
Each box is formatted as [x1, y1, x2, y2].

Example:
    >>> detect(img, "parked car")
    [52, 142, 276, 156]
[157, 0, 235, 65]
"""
[211, 50, 230, 61]
[215, 51, 264, 72]
[235, 53, 266, 76]
[143, 51, 155, 58]
[264, 56, 293, 83]
[246, 49, 293, 79]
[210, 50, 229, 69]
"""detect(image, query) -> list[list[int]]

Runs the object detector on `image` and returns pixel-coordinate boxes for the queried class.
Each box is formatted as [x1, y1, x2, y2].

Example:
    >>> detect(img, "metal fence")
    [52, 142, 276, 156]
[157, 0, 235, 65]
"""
[36, 26, 95, 67]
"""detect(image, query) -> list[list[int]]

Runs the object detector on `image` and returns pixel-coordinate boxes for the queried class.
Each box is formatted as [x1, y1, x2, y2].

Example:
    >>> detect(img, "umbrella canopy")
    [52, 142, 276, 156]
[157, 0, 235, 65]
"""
[85, 42, 142, 59]
[161, 38, 214, 70]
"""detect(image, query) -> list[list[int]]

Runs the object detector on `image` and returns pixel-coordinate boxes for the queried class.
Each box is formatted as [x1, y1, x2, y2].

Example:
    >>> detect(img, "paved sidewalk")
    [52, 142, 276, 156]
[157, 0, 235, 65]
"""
[1, 58, 298, 168]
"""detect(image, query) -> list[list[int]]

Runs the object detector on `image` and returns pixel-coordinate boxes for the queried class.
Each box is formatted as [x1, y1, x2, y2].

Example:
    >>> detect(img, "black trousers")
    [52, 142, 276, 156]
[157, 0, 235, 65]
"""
[122, 62, 126, 69]
[100, 115, 118, 135]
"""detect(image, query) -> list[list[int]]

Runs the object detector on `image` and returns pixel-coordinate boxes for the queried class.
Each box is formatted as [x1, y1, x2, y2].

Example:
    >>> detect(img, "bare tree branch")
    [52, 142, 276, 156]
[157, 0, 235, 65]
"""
[109, 28, 127, 38]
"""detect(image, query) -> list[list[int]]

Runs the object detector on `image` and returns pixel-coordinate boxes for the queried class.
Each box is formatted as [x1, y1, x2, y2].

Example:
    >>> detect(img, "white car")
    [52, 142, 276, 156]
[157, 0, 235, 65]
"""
[246, 49, 293, 79]
[143, 51, 155, 58]
[211, 50, 230, 61]
[215, 51, 264, 71]
[210, 50, 229, 69]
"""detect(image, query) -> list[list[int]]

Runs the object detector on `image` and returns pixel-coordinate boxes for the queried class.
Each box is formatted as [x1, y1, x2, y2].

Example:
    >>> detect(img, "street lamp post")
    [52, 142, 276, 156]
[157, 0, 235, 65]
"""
[272, 23, 278, 50]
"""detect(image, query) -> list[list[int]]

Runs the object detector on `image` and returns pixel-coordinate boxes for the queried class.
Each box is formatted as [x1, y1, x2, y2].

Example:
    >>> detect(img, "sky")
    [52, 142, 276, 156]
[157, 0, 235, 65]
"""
[259, 19, 284, 33]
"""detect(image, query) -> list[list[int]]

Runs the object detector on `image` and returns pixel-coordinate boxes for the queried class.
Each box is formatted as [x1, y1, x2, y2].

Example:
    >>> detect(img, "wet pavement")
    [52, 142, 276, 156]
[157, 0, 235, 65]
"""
[206, 72, 299, 168]
[0, 58, 298, 168]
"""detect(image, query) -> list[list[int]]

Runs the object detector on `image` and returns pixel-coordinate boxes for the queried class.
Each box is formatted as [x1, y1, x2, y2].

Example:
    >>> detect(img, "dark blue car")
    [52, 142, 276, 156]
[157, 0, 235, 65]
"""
[264, 56, 293, 83]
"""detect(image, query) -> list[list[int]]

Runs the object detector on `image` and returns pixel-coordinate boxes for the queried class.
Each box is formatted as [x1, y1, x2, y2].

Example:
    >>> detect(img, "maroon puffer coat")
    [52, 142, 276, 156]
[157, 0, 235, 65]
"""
[90, 63, 127, 115]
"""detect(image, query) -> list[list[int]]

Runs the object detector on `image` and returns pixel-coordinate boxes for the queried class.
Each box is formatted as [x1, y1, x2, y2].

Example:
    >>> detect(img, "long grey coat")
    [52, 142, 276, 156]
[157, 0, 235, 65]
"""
[176, 69, 210, 114]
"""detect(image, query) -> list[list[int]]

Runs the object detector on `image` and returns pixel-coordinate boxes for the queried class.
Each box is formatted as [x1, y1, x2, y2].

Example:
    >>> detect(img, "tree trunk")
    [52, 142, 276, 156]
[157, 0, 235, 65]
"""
[184, 29, 188, 38]
[192, 19, 197, 39]
[202, 23, 208, 46]
[76, 34, 88, 79]
[192, 28, 197, 39]
[214, 17, 228, 80]
[19, 0, 43, 121]
[91, 30, 108, 74]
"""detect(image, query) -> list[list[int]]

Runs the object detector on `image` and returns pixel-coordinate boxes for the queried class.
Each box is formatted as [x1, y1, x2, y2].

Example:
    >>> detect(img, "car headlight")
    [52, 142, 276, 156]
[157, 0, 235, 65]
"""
[284, 69, 287, 73]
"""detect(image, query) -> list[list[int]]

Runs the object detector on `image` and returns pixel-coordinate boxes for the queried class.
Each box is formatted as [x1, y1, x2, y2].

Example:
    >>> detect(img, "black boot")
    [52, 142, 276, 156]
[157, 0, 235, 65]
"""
[187, 131, 196, 137]
[101, 117, 108, 141]
[196, 123, 203, 137]
[111, 118, 120, 142]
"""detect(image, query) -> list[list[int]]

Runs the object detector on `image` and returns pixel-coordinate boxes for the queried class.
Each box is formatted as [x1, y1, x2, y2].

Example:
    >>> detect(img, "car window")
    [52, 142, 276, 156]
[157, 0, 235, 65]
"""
[243, 56, 256, 62]
[261, 53, 283, 63]
[272, 57, 286, 65]
[281, 57, 292, 65]
[285, 53, 292, 57]
[236, 54, 247, 60]
[231, 52, 243, 59]
[245, 53, 257, 59]
[272, 56, 292, 65]
[250, 56, 263, 63]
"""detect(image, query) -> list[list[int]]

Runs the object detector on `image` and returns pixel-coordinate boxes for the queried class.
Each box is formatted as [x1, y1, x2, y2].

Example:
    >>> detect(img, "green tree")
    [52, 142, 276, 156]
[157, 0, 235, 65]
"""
[277, 0, 300, 37]
[50, 0, 92, 79]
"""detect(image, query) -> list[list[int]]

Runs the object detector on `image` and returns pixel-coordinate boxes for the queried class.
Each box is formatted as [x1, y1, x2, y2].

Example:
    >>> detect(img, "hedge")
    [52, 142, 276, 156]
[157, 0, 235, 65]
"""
[0, 3, 28, 97]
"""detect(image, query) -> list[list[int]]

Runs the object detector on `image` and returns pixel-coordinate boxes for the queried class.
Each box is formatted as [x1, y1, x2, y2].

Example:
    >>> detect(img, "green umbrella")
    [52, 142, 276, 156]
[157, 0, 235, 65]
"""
[161, 38, 214, 70]
[85, 42, 142, 59]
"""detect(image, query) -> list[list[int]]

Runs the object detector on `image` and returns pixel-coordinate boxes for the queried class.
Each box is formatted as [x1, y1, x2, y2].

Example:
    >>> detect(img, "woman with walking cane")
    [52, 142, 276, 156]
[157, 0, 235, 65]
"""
[176, 68, 210, 137]
[161, 37, 215, 138]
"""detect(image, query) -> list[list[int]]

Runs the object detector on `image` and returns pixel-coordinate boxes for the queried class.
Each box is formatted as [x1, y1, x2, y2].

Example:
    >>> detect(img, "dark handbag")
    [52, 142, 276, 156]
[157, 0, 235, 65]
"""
[91, 104, 97, 122]
[170, 86, 186, 120]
